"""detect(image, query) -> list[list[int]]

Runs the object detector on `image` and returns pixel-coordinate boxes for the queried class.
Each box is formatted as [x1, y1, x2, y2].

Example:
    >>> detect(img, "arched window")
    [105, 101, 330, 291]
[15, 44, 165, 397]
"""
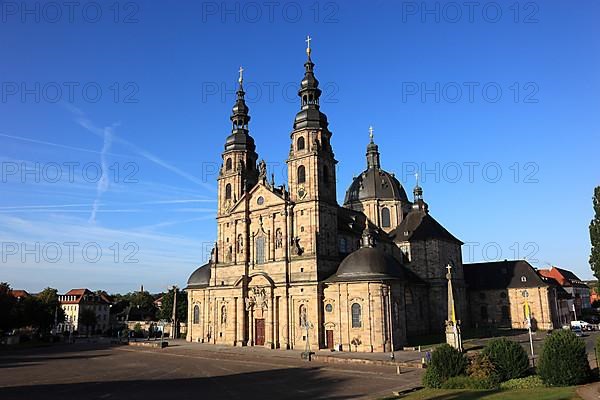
[480, 305, 488, 320]
[255, 235, 265, 264]
[351, 303, 361, 328]
[297, 165, 306, 184]
[338, 237, 347, 253]
[323, 165, 329, 184]
[501, 306, 509, 321]
[193, 305, 200, 324]
[225, 183, 232, 200]
[297, 136, 305, 151]
[381, 207, 391, 228]
[225, 158, 232, 170]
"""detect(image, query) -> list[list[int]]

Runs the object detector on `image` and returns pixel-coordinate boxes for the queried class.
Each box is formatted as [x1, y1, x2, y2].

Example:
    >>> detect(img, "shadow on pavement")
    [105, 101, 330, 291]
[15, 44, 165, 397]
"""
[0, 367, 359, 400]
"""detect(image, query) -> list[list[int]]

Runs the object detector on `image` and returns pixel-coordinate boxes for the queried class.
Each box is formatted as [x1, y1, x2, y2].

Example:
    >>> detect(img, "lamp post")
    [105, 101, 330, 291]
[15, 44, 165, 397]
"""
[170, 286, 178, 339]
[522, 290, 535, 366]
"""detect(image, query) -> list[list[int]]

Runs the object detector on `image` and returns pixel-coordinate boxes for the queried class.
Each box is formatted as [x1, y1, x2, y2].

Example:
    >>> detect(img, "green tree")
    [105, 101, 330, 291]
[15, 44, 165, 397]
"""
[0, 282, 17, 332]
[79, 308, 98, 336]
[128, 290, 158, 319]
[591, 186, 600, 290]
[159, 288, 187, 322]
[37, 287, 65, 330]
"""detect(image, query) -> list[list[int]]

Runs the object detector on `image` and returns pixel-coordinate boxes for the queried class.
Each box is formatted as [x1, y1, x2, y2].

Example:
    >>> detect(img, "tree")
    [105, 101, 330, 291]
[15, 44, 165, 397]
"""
[0, 282, 17, 332]
[79, 308, 98, 336]
[128, 290, 158, 320]
[159, 288, 187, 322]
[591, 186, 600, 291]
[36, 287, 65, 331]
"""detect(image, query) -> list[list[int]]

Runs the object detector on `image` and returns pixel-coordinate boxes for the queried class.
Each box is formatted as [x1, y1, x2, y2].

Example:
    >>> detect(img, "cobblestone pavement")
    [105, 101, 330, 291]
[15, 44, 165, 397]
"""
[0, 341, 423, 400]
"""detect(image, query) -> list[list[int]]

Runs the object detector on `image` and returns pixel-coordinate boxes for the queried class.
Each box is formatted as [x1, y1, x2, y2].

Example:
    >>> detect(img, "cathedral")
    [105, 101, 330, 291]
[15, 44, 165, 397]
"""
[186, 40, 467, 352]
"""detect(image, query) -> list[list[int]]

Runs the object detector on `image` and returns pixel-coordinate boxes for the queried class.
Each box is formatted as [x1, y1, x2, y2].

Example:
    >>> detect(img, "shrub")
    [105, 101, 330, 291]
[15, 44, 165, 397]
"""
[441, 376, 499, 390]
[595, 335, 600, 370]
[538, 329, 590, 386]
[467, 353, 497, 381]
[422, 344, 467, 388]
[422, 367, 444, 389]
[500, 376, 545, 390]
[481, 337, 529, 381]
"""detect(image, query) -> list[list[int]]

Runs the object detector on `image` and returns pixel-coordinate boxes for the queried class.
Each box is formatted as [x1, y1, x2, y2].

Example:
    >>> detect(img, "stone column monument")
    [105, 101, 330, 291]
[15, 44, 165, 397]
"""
[445, 263, 463, 351]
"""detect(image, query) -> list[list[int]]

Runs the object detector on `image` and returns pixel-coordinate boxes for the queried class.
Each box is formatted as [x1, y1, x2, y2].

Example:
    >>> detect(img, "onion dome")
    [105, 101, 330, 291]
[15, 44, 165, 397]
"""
[225, 66, 256, 152]
[293, 35, 329, 130]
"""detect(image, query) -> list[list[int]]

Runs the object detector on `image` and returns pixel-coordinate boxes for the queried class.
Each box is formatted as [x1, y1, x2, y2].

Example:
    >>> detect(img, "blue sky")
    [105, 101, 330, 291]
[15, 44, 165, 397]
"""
[1, 0, 598, 293]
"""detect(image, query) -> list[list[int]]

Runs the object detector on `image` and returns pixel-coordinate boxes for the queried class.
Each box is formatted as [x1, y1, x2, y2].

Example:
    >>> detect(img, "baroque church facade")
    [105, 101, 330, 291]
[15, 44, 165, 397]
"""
[186, 42, 468, 352]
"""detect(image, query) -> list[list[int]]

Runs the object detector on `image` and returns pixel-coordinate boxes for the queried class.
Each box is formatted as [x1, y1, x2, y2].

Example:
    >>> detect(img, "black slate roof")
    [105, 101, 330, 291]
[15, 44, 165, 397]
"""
[464, 260, 548, 290]
[326, 246, 424, 284]
[390, 209, 462, 244]
[186, 262, 211, 289]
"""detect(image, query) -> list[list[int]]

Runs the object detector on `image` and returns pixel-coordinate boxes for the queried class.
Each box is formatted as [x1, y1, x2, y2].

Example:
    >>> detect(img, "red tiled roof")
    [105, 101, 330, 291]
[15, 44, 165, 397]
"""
[9, 290, 30, 298]
[59, 288, 111, 305]
[538, 267, 588, 288]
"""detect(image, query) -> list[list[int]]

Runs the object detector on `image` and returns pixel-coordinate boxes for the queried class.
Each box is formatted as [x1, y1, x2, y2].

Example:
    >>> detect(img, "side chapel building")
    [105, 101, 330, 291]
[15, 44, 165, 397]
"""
[186, 41, 468, 352]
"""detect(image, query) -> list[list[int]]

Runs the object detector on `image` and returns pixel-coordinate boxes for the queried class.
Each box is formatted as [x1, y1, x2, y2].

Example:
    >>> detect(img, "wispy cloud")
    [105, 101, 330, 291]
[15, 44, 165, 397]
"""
[89, 125, 115, 223]
[70, 107, 216, 194]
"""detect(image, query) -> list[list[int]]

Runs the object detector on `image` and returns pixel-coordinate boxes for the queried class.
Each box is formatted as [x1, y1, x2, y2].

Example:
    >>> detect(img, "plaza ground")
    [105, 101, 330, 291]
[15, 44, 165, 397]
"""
[0, 340, 423, 400]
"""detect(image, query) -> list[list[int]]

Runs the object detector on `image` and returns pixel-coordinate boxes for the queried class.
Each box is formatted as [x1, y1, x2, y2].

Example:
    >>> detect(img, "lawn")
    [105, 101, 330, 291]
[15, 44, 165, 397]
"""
[395, 387, 580, 400]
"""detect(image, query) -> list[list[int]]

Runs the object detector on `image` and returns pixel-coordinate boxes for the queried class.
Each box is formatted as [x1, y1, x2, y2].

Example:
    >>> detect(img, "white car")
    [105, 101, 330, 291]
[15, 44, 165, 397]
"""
[571, 320, 590, 330]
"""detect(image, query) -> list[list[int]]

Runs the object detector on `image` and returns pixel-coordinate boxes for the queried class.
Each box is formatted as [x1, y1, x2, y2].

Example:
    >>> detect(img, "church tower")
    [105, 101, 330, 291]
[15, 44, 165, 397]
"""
[217, 68, 259, 217]
[286, 37, 338, 276]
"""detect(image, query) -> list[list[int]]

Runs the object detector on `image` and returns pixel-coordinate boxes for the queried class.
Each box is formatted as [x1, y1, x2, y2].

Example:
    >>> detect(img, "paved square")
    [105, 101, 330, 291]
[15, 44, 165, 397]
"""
[0, 342, 423, 400]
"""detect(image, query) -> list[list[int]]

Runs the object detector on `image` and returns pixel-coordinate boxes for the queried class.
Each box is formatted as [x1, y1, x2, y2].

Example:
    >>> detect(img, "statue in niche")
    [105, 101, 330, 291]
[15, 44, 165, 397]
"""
[258, 159, 267, 180]
[237, 234, 244, 254]
[221, 305, 227, 325]
[299, 304, 308, 328]
[275, 229, 283, 249]
[226, 245, 232, 262]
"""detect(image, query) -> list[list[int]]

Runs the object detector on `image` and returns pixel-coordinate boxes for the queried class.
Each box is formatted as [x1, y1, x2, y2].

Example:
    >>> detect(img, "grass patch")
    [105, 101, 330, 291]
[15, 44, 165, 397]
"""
[396, 387, 579, 400]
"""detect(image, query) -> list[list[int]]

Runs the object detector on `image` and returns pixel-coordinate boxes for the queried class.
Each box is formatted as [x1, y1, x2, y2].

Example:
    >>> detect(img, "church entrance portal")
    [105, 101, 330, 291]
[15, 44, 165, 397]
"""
[255, 319, 265, 346]
[326, 330, 334, 349]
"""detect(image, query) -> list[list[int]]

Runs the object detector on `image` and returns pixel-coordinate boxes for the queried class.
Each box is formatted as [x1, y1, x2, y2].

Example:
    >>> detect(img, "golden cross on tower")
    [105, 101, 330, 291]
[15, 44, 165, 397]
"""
[446, 263, 453, 274]
[305, 35, 312, 55]
[368, 126, 374, 141]
[415, 172, 419, 186]
[238, 66, 244, 84]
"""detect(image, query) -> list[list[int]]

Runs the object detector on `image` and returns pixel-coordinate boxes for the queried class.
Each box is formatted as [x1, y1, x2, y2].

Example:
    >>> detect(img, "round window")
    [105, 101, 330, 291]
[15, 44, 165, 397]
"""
[257, 196, 264, 205]
[325, 304, 333, 313]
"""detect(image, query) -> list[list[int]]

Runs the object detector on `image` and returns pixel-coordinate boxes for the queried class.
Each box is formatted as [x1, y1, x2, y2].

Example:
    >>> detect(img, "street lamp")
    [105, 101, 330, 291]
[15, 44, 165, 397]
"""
[170, 285, 178, 339]
[522, 290, 535, 366]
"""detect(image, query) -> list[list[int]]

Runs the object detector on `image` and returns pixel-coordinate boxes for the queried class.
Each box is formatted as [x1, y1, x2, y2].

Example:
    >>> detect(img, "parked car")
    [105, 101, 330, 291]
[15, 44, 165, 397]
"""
[572, 326, 585, 337]
[571, 320, 591, 330]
